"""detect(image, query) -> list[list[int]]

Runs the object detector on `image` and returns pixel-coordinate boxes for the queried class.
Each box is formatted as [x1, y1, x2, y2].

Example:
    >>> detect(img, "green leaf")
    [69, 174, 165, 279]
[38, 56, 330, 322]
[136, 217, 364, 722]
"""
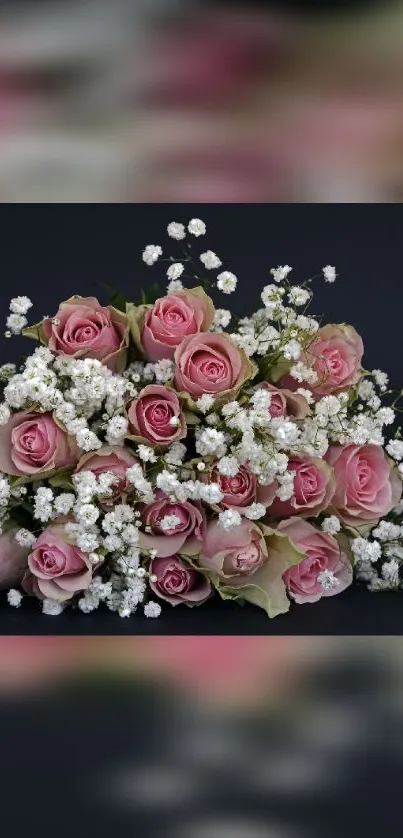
[140, 282, 163, 305]
[100, 283, 129, 313]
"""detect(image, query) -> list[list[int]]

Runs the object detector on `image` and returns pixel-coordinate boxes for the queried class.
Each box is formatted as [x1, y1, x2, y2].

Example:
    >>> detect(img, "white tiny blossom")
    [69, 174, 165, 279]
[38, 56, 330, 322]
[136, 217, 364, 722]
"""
[144, 601, 162, 618]
[6, 313, 27, 334]
[288, 287, 310, 306]
[188, 218, 206, 237]
[165, 442, 186, 466]
[261, 284, 283, 307]
[167, 221, 186, 240]
[54, 493, 76, 515]
[196, 394, 215, 414]
[217, 456, 239, 477]
[317, 570, 340, 591]
[352, 537, 382, 563]
[217, 271, 237, 294]
[10, 296, 33, 315]
[283, 339, 301, 361]
[106, 415, 128, 445]
[381, 559, 399, 583]
[387, 440, 403, 461]
[167, 262, 185, 280]
[213, 309, 231, 329]
[15, 528, 37, 548]
[153, 359, 175, 383]
[196, 428, 227, 458]
[321, 516, 341, 535]
[42, 598, 64, 616]
[218, 509, 242, 531]
[372, 521, 401, 541]
[244, 503, 266, 520]
[137, 445, 158, 463]
[200, 250, 222, 270]
[7, 589, 22, 607]
[323, 265, 337, 283]
[270, 265, 292, 283]
[75, 503, 99, 527]
[0, 404, 11, 426]
[372, 369, 389, 390]
[167, 279, 184, 295]
[76, 428, 102, 452]
[142, 244, 162, 265]
[296, 388, 314, 404]
[158, 514, 182, 532]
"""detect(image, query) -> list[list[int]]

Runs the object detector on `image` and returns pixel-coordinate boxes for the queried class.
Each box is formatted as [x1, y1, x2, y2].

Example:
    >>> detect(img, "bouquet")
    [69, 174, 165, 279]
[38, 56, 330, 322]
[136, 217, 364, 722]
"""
[0, 216, 402, 619]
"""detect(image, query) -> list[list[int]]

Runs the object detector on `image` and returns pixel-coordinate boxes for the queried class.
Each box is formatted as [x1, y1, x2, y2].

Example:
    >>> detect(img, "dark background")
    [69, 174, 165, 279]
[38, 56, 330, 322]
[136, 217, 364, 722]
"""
[0, 203, 402, 634]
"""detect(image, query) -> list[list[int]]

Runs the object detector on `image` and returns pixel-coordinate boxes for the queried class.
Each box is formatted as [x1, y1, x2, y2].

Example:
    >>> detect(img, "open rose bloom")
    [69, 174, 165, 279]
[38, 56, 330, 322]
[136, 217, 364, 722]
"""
[0, 215, 402, 620]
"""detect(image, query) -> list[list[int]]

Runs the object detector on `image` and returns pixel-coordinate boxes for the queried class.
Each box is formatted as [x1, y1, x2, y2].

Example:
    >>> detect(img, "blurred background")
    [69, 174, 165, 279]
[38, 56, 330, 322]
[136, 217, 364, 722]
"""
[1, 636, 403, 836]
[0, 0, 402, 202]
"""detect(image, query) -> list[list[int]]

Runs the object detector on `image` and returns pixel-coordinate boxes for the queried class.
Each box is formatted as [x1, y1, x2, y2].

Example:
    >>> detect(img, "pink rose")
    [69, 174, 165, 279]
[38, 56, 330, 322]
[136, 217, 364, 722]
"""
[211, 463, 276, 511]
[27, 296, 129, 372]
[268, 455, 335, 518]
[283, 324, 364, 397]
[0, 411, 77, 477]
[149, 555, 212, 606]
[326, 443, 402, 526]
[75, 446, 138, 506]
[28, 524, 93, 602]
[198, 519, 303, 617]
[128, 385, 186, 447]
[278, 518, 353, 604]
[0, 528, 30, 589]
[251, 381, 310, 419]
[174, 331, 255, 399]
[140, 491, 206, 557]
[131, 287, 215, 362]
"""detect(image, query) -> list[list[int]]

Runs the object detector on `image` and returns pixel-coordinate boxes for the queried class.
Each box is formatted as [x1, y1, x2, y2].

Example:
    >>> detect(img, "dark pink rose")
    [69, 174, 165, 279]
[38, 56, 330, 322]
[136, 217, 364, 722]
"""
[211, 463, 276, 511]
[32, 296, 129, 372]
[0, 410, 77, 477]
[174, 331, 255, 399]
[28, 524, 93, 602]
[149, 555, 211, 606]
[140, 491, 206, 557]
[268, 455, 335, 518]
[128, 385, 186, 447]
[75, 446, 138, 506]
[326, 443, 402, 526]
[281, 324, 364, 397]
[278, 518, 353, 604]
[0, 528, 30, 589]
[131, 287, 215, 362]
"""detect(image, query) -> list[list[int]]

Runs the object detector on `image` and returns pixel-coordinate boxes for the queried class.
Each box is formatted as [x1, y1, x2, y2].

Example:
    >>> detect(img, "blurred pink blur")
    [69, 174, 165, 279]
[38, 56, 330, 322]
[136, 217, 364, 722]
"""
[0, 0, 402, 201]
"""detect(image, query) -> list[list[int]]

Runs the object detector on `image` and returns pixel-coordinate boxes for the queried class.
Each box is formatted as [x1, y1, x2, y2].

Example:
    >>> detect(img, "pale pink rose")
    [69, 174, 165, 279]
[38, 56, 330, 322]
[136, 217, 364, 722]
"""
[268, 455, 335, 519]
[0, 528, 30, 589]
[28, 524, 93, 602]
[174, 331, 255, 399]
[326, 443, 402, 526]
[198, 519, 303, 617]
[211, 463, 276, 512]
[75, 446, 139, 506]
[135, 287, 215, 362]
[251, 381, 310, 419]
[0, 411, 77, 477]
[149, 555, 212, 606]
[300, 324, 364, 397]
[128, 385, 186, 447]
[139, 491, 206, 557]
[30, 296, 129, 372]
[278, 518, 353, 604]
